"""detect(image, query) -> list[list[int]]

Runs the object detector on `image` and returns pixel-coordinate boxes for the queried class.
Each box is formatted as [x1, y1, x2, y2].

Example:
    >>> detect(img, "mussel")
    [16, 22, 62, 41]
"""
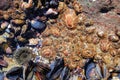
[6, 67, 23, 80]
[0, 72, 4, 80]
[60, 67, 70, 80]
[30, 20, 46, 33]
[85, 60, 110, 80]
[46, 58, 64, 80]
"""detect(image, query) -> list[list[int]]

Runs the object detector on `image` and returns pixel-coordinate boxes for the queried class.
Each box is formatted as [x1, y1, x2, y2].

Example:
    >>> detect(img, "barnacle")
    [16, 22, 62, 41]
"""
[61, 8, 78, 29]
[13, 47, 32, 65]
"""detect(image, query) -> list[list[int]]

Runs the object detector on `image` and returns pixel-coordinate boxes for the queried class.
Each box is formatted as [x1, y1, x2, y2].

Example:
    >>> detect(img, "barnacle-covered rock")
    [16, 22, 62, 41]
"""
[13, 47, 33, 65]
[42, 37, 53, 46]
[58, 2, 67, 13]
[85, 26, 96, 34]
[50, 26, 60, 37]
[81, 48, 96, 58]
[41, 26, 51, 37]
[102, 54, 114, 69]
[100, 39, 111, 52]
[72, 0, 82, 13]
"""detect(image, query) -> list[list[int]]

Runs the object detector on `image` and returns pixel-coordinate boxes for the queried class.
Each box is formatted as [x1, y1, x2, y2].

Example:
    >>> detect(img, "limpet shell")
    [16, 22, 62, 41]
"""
[116, 30, 120, 37]
[97, 31, 105, 38]
[109, 35, 119, 42]
[112, 41, 120, 49]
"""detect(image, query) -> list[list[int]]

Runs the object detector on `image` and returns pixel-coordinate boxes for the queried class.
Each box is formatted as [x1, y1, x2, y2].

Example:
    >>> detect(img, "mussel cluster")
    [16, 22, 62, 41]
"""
[0, 0, 120, 80]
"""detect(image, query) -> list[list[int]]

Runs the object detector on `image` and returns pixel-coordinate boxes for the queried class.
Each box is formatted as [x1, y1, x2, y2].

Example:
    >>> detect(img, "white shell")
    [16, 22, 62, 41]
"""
[1, 22, 9, 29]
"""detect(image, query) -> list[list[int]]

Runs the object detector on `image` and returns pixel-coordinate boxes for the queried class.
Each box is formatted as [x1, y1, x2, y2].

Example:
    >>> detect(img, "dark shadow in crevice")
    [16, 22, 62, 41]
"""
[99, 7, 114, 13]
[117, 13, 120, 15]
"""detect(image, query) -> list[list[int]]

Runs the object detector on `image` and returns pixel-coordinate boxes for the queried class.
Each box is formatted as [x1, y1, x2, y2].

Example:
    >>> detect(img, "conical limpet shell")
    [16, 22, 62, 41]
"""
[97, 31, 105, 38]
[109, 35, 119, 42]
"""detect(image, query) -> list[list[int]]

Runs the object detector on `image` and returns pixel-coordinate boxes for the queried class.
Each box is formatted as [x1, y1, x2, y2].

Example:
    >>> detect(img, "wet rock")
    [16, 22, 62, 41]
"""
[0, 0, 11, 10]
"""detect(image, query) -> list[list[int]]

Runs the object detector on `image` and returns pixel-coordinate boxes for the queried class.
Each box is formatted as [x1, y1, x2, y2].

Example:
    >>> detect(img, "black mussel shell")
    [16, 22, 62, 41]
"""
[47, 58, 64, 80]
[60, 67, 70, 80]
[13, 47, 32, 65]
[6, 67, 23, 80]
[85, 62, 96, 79]
[34, 62, 50, 75]
[85, 59, 100, 80]
[24, 61, 35, 80]
[0, 72, 4, 80]
[50, 0, 59, 8]
[30, 20, 46, 33]
[85, 60, 109, 80]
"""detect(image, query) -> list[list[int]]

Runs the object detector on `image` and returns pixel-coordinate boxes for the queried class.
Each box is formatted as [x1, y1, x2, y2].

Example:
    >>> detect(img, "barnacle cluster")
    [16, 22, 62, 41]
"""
[40, 1, 120, 71]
